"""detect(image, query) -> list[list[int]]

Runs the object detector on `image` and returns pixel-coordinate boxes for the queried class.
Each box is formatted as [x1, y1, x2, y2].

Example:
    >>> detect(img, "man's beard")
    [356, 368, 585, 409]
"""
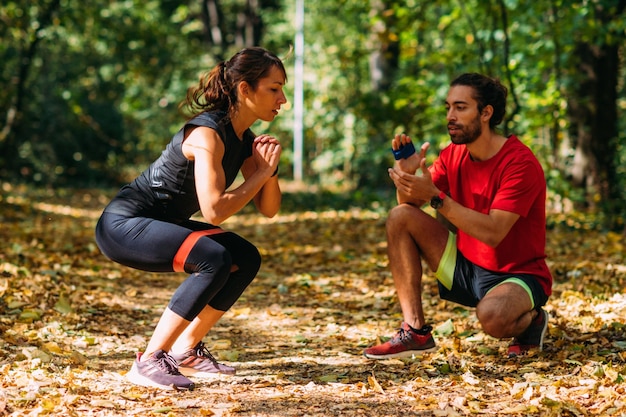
[449, 116, 481, 145]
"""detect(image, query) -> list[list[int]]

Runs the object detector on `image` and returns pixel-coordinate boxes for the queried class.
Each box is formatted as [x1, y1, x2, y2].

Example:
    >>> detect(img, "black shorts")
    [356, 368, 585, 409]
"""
[435, 232, 548, 308]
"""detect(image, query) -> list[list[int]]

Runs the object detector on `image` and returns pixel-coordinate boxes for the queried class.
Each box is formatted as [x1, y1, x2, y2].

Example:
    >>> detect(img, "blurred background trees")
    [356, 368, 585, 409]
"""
[1, 0, 624, 229]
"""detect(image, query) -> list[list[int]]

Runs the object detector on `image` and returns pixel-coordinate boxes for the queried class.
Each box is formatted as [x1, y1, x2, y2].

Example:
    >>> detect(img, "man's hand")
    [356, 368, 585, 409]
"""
[391, 133, 429, 175]
[389, 145, 439, 205]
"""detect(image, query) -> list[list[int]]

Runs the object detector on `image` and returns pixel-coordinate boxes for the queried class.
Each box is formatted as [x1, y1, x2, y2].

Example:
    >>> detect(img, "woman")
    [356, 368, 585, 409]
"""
[95, 47, 287, 390]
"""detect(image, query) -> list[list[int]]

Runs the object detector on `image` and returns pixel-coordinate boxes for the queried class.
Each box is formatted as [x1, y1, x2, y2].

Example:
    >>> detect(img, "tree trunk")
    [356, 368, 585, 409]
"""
[355, 0, 401, 187]
[235, 0, 261, 48]
[565, 0, 624, 223]
[200, 0, 263, 55]
[368, 0, 399, 92]
[201, 0, 226, 55]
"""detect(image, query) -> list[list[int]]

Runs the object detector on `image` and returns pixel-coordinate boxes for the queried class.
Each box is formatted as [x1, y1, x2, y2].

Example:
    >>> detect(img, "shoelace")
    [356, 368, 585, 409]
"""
[194, 342, 219, 364]
[393, 325, 432, 345]
[154, 352, 183, 375]
[392, 327, 413, 344]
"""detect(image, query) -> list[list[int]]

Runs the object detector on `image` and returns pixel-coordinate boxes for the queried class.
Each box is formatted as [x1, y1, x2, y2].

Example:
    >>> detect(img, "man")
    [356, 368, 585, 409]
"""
[364, 73, 552, 359]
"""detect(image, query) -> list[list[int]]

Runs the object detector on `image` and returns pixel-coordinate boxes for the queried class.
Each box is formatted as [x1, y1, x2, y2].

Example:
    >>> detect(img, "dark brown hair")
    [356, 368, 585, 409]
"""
[450, 73, 508, 129]
[180, 47, 287, 118]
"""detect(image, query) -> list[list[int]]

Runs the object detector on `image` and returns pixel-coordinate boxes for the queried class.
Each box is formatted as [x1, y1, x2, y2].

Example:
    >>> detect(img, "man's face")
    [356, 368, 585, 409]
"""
[445, 85, 482, 145]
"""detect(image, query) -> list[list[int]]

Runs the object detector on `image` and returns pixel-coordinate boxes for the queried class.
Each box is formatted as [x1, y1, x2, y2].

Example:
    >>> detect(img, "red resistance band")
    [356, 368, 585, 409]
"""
[172, 228, 227, 272]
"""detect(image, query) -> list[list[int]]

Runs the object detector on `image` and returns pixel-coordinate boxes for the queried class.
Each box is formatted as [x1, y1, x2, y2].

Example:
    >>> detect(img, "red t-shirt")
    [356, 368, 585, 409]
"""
[430, 135, 552, 296]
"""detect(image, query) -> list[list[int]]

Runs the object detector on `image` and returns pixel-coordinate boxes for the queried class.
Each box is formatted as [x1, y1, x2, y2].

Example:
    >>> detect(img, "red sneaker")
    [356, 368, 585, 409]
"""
[508, 308, 549, 357]
[363, 322, 436, 359]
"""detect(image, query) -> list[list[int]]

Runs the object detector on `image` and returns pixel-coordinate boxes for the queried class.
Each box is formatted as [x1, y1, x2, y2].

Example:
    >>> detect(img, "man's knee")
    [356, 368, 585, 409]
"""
[477, 282, 535, 338]
[386, 204, 421, 232]
[477, 306, 507, 338]
[388, 203, 413, 221]
[476, 301, 517, 339]
[386, 204, 447, 248]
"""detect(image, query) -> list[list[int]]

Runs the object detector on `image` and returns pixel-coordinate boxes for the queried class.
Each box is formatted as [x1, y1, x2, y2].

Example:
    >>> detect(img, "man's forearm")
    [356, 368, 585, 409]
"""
[436, 197, 518, 248]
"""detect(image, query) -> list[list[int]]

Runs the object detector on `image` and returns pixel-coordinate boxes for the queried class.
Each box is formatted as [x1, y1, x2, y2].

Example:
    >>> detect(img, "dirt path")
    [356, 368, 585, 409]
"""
[1, 188, 625, 416]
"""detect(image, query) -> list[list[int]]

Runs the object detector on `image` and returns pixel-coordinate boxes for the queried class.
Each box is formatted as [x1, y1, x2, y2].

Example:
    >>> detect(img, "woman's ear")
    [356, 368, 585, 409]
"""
[238, 81, 250, 97]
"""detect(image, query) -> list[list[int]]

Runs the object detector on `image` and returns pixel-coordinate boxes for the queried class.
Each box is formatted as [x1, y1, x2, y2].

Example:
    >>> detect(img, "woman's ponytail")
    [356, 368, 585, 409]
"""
[180, 61, 233, 117]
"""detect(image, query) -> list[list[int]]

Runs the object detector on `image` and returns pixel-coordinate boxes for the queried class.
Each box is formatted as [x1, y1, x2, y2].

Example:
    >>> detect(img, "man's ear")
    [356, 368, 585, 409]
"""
[481, 104, 494, 122]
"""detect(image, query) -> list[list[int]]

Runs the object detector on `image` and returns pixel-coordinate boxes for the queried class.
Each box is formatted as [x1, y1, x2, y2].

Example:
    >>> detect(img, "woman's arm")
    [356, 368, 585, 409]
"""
[183, 127, 278, 225]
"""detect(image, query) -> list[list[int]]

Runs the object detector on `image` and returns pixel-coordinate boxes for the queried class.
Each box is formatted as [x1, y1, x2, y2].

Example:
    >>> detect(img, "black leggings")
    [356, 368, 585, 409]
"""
[95, 212, 261, 320]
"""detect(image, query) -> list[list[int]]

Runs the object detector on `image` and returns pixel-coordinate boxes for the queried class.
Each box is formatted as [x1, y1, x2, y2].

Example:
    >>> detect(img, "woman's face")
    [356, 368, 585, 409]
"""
[242, 66, 287, 122]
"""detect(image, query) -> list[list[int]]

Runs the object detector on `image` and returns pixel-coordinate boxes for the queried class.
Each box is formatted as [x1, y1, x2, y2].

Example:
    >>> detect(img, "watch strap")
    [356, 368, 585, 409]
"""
[430, 191, 446, 209]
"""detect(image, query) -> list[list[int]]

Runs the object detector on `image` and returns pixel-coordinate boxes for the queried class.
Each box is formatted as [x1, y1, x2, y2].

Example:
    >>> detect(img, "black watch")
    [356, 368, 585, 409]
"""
[430, 191, 446, 209]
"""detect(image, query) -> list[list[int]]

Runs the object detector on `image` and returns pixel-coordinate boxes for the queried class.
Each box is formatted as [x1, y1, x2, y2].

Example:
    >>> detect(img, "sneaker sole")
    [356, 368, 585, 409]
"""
[363, 346, 438, 360]
[537, 310, 549, 351]
[178, 367, 236, 378]
[127, 363, 195, 391]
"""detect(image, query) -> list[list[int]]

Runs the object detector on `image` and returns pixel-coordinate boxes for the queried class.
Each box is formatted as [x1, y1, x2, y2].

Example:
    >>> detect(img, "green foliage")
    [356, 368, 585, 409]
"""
[0, 0, 624, 223]
[0, 0, 291, 185]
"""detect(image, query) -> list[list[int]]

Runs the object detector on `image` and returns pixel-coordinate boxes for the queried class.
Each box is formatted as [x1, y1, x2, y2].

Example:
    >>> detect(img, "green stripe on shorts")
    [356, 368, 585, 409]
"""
[487, 277, 535, 309]
[435, 231, 456, 290]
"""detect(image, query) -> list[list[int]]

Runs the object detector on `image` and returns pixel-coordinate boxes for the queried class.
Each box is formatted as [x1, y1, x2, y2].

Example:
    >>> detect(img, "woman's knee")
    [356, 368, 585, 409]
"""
[187, 242, 233, 276]
[247, 244, 261, 270]
[231, 238, 261, 273]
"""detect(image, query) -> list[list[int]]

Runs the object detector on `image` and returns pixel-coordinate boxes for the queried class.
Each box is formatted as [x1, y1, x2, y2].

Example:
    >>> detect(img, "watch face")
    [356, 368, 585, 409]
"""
[430, 196, 443, 209]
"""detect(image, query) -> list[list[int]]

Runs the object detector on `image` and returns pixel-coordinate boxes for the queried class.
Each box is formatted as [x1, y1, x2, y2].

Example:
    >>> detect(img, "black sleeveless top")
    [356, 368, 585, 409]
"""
[103, 111, 254, 224]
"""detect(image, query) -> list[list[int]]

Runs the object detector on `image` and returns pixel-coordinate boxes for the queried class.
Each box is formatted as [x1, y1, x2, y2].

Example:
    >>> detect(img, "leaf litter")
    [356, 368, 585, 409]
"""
[0, 184, 625, 416]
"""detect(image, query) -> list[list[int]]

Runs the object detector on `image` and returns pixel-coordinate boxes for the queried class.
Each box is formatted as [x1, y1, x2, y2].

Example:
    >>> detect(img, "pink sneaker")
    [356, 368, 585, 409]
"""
[126, 350, 195, 390]
[171, 342, 236, 377]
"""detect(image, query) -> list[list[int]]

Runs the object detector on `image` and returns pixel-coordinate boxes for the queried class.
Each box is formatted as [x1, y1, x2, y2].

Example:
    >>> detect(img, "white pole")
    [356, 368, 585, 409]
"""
[293, 0, 304, 182]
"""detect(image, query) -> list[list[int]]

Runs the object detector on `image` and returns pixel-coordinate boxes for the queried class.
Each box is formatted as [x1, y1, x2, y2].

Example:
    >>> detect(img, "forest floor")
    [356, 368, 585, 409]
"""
[0, 183, 625, 417]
